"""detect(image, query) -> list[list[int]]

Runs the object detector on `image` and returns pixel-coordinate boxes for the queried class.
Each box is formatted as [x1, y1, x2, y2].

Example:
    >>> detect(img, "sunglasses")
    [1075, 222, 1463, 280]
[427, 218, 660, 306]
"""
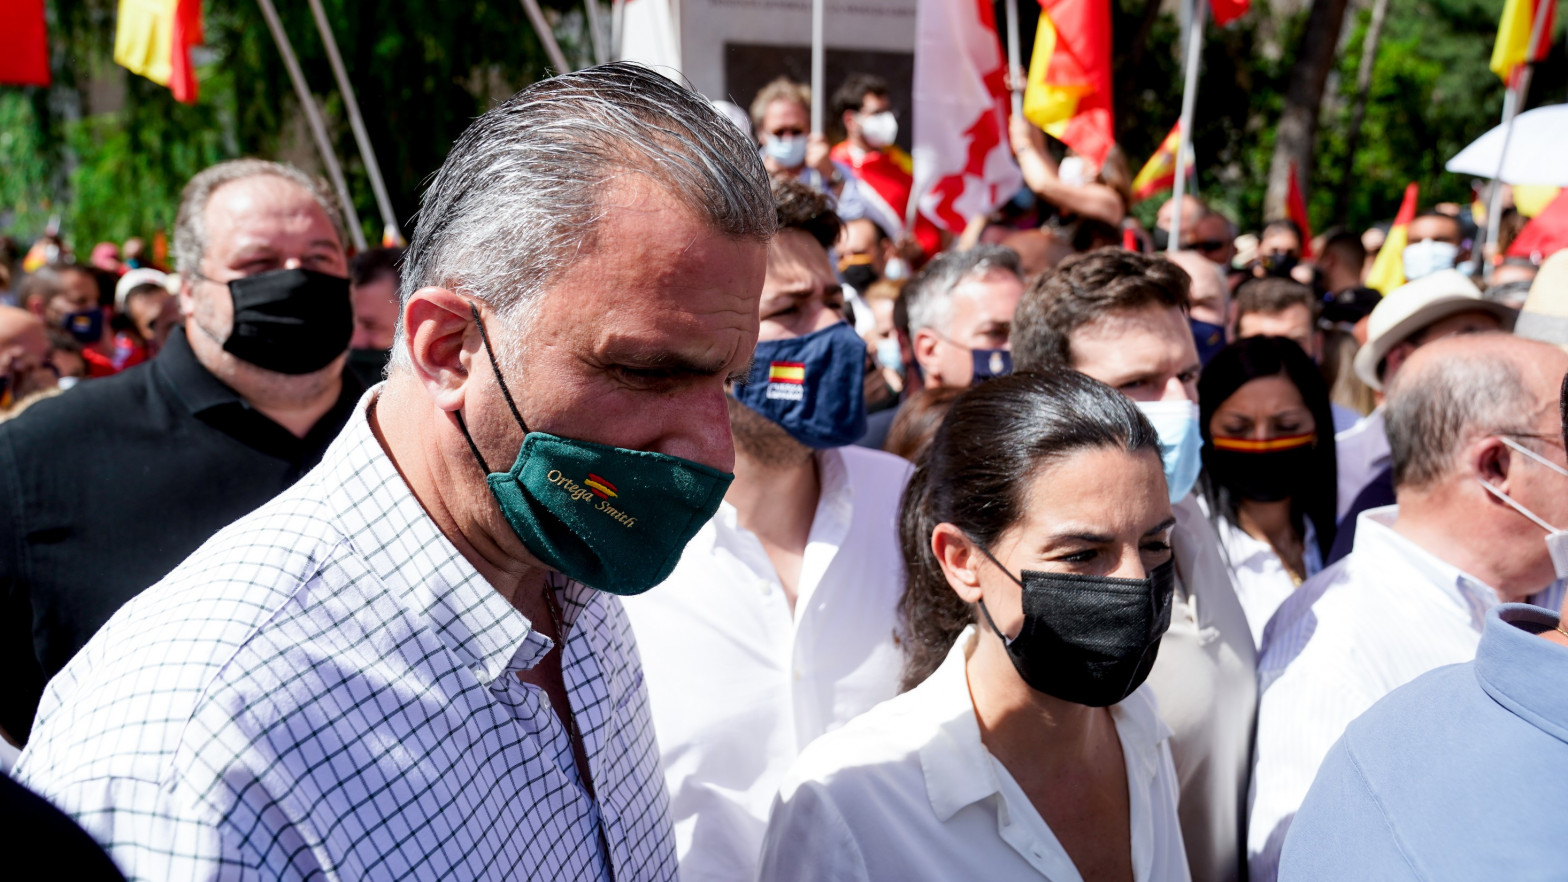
[1192, 239, 1229, 253]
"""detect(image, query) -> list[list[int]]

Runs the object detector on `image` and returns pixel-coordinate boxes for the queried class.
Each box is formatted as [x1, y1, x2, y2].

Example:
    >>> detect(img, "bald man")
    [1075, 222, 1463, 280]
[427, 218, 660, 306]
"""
[0, 305, 57, 418]
[1250, 333, 1568, 881]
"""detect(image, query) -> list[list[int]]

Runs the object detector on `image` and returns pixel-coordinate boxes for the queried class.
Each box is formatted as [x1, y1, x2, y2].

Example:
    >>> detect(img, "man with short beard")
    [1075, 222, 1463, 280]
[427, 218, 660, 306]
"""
[623, 178, 913, 882]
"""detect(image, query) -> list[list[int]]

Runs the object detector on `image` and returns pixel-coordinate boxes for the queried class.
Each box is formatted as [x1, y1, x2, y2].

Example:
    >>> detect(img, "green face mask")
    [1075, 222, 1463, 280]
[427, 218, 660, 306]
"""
[456, 305, 734, 596]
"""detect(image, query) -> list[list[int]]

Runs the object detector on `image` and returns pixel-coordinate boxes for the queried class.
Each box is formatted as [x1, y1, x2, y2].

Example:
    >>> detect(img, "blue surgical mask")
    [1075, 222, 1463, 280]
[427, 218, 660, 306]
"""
[875, 336, 904, 371]
[1191, 319, 1226, 366]
[763, 135, 807, 169]
[63, 308, 103, 344]
[1402, 239, 1459, 281]
[732, 322, 868, 449]
[1136, 400, 1202, 504]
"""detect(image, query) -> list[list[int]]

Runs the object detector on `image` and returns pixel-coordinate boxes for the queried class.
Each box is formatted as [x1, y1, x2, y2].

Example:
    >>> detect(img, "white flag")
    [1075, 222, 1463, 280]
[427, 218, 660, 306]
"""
[620, 0, 682, 75]
[910, 0, 1022, 232]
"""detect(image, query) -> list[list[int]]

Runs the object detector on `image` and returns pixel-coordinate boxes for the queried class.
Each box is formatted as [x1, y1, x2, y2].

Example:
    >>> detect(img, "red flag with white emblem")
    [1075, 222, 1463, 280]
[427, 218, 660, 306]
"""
[910, 0, 1024, 234]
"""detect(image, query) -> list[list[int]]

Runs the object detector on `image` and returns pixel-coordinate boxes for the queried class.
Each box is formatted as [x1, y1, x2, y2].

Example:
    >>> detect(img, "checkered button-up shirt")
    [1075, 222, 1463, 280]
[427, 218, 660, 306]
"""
[15, 390, 678, 882]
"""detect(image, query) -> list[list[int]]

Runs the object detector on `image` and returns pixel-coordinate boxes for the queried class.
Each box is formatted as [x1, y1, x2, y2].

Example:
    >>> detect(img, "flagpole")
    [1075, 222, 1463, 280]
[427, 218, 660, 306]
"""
[1004, 0, 1023, 116]
[811, 0, 826, 133]
[1482, 0, 1550, 280]
[610, 0, 625, 61]
[304, 0, 401, 246]
[1167, 0, 1205, 253]
[254, 0, 367, 251]
[520, 0, 574, 73]
[585, 0, 608, 65]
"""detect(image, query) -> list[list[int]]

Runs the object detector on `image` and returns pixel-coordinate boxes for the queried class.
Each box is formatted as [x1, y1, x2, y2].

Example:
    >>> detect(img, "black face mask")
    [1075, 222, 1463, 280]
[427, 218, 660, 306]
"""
[975, 545, 1175, 707]
[840, 263, 879, 291]
[346, 347, 392, 386]
[221, 268, 352, 374]
[1152, 226, 1170, 252]
[1206, 433, 1316, 502]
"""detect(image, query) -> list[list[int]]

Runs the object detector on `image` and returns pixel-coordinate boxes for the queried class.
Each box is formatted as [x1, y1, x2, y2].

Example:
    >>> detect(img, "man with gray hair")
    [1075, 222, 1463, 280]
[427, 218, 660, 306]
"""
[905, 244, 1024, 389]
[1249, 332, 1568, 881]
[17, 63, 774, 880]
[0, 157, 362, 750]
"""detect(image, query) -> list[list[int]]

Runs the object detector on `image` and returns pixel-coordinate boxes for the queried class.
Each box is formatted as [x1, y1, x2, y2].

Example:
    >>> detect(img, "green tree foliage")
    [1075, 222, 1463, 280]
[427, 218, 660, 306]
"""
[2, 0, 1563, 247]
[3, 0, 558, 252]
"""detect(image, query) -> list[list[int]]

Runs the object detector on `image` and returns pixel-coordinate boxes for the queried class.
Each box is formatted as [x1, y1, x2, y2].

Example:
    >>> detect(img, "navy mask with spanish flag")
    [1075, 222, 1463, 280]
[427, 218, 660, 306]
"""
[1206, 431, 1316, 503]
[732, 321, 868, 449]
[455, 304, 733, 596]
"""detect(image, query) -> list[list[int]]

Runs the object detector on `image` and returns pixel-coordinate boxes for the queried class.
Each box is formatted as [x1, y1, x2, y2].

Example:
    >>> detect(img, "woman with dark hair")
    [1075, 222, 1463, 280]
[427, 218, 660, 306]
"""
[759, 369, 1191, 882]
[1198, 335, 1338, 647]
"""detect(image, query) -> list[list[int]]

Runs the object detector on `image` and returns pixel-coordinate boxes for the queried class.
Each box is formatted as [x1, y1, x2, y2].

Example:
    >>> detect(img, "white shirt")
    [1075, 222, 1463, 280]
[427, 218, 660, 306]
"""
[15, 390, 677, 881]
[1144, 494, 1257, 882]
[1214, 515, 1323, 649]
[1329, 403, 1363, 435]
[1249, 506, 1504, 882]
[1334, 407, 1389, 522]
[757, 628, 1191, 882]
[623, 445, 912, 882]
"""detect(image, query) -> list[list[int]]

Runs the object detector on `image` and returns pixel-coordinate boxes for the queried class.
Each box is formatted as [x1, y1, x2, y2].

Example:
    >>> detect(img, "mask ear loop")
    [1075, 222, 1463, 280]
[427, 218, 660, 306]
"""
[468, 302, 529, 435]
[453, 301, 531, 477]
[968, 538, 1026, 647]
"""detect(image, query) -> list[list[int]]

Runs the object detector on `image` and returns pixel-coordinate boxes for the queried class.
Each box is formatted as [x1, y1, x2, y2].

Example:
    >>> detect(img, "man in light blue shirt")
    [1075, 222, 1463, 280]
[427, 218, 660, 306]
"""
[1280, 372, 1568, 880]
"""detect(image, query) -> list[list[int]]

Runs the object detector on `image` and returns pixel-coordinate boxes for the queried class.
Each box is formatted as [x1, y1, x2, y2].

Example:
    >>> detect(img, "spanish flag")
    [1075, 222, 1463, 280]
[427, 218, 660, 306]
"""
[1132, 122, 1182, 202]
[0, 0, 50, 87]
[1365, 182, 1419, 295]
[1211, 432, 1315, 453]
[114, 0, 203, 104]
[768, 362, 806, 384]
[1492, 0, 1555, 85]
[1022, 0, 1115, 169]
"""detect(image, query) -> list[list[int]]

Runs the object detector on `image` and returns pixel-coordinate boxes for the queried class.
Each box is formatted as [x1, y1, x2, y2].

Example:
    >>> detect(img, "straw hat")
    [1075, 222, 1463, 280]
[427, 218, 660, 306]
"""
[1515, 250, 1568, 350]
[1352, 269, 1517, 390]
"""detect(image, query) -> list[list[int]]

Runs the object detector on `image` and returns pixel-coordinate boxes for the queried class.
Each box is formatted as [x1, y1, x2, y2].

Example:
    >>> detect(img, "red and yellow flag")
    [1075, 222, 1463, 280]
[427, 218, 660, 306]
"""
[1286, 161, 1315, 259]
[1365, 182, 1419, 295]
[114, 0, 203, 104]
[1132, 122, 1182, 202]
[0, 0, 50, 86]
[1492, 0, 1555, 85]
[1022, 0, 1114, 169]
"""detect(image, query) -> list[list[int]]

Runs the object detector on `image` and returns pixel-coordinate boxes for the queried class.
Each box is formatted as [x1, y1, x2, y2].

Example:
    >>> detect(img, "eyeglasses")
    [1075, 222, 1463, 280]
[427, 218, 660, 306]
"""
[768, 127, 806, 138]
[1192, 239, 1229, 253]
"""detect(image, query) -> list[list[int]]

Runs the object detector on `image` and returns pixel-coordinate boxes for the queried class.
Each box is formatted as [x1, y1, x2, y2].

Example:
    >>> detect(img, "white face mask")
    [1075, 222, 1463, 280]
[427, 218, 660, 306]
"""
[859, 111, 899, 149]
[1478, 436, 1568, 581]
[883, 257, 910, 281]
[1402, 238, 1459, 281]
[763, 134, 807, 169]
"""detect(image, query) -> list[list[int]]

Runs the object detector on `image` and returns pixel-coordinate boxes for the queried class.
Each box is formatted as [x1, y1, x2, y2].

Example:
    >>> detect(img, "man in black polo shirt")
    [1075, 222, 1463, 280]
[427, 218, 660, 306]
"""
[0, 158, 363, 745]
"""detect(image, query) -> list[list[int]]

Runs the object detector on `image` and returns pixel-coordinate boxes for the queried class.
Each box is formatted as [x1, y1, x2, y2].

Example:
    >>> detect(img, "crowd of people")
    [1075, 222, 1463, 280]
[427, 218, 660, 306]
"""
[1, 61, 1566, 881]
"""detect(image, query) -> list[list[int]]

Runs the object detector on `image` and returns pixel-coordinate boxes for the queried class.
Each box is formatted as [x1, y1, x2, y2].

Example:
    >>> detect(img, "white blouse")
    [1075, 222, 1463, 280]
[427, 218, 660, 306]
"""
[1214, 514, 1323, 649]
[758, 628, 1192, 882]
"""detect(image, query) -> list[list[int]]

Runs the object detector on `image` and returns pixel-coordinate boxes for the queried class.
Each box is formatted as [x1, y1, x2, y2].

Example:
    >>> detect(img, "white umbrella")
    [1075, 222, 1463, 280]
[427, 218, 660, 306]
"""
[1447, 104, 1568, 185]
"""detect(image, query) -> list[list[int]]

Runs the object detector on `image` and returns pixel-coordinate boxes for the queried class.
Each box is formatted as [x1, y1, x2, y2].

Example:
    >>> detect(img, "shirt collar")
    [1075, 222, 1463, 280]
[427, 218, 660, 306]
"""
[322, 387, 544, 687]
[152, 326, 245, 414]
[915, 628, 1171, 822]
[1476, 603, 1568, 744]
[1354, 505, 1500, 628]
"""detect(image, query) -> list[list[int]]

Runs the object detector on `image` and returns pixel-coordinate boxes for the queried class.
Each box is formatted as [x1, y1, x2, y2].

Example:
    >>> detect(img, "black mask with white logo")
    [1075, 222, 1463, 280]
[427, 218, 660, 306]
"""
[222, 268, 352, 374]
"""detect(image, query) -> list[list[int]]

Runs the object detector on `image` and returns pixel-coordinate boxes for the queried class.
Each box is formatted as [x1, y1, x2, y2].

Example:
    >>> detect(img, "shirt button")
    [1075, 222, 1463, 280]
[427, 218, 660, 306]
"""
[758, 580, 773, 596]
[793, 668, 802, 681]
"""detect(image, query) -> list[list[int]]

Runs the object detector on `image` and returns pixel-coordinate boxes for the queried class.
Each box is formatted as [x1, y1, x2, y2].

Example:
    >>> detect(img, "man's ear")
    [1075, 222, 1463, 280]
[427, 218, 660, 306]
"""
[932, 523, 984, 604]
[403, 287, 480, 413]
[1473, 434, 1513, 492]
[913, 328, 941, 381]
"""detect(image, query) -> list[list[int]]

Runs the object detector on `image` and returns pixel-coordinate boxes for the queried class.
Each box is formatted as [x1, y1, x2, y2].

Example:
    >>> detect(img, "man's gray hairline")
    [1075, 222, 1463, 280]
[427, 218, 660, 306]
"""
[908, 260, 1024, 336]
[174, 160, 346, 278]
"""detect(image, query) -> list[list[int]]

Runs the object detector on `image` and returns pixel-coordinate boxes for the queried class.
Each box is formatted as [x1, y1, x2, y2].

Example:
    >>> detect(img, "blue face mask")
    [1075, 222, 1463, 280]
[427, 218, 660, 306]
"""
[763, 135, 807, 169]
[1190, 319, 1226, 366]
[970, 348, 1013, 385]
[875, 336, 904, 372]
[733, 322, 868, 449]
[63, 308, 103, 344]
[1135, 400, 1202, 504]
